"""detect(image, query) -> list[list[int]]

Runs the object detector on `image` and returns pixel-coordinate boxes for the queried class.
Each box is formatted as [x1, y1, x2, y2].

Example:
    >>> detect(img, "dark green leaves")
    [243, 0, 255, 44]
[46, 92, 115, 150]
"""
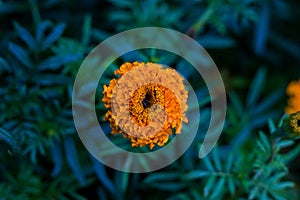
[253, 1, 270, 55]
[81, 14, 92, 46]
[227, 67, 282, 149]
[42, 23, 66, 50]
[12, 21, 66, 55]
[13, 22, 36, 50]
[248, 171, 294, 200]
[91, 157, 116, 194]
[198, 36, 235, 49]
[183, 170, 210, 180]
[51, 141, 63, 176]
[8, 42, 33, 68]
[0, 128, 19, 154]
[64, 137, 86, 185]
[247, 67, 267, 108]
[143, 172, 187, 191]
[0, 57, 11, 73]
[37, 54, 81, 71]
[36, 21, 51, 42]
[32, 74, 71, 86]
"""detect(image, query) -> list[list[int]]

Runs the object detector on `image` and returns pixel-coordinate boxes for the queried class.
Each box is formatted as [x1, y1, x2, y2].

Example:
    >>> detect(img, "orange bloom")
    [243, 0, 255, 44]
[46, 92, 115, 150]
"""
[286, 79, 300, 114]
[102, 62, 188, 149]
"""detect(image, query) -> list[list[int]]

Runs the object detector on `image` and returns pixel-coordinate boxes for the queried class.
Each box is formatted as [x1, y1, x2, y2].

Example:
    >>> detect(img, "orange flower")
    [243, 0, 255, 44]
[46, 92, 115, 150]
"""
[285, 79, 300, 114]
[102, 62, 188, 149]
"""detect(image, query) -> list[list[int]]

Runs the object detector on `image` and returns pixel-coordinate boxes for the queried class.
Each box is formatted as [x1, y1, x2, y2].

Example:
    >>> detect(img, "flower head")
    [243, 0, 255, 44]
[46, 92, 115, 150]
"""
[285, 79, 300, 114]
[283, 111, 300, 136]
[102, 62, 188, 149]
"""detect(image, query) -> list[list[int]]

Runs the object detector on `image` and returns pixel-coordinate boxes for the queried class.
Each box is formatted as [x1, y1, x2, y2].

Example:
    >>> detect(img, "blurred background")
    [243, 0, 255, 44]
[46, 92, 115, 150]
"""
[1, 0, 300, 199]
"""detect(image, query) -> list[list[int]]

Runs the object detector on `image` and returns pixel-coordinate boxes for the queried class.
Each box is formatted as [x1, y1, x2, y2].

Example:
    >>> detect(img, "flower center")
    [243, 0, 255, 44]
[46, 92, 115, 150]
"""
[142, 92, 153, 109]
[129, 84, 165, 127]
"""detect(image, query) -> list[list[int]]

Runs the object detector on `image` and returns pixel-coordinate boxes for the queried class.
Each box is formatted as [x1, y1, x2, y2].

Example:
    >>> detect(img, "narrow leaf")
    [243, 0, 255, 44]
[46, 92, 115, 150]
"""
[212, 147, 222, 171]
[210, 177, 225, 199]
[0, 128, 19, 154]
[228, 177, 235, 195]
[269, 192, 287, 200]
[36, 20, 51, 42]
[268, 119, 276, 134]
[0, 57, 11, 72]
[257, 140, 267, 153]
[225, 153, 234, 173]
[42, 23, 66, 50]
[204, 176, 216, 197]
[176, 60, 193, 80]
[191, 189, 203, 200]
[92, 28, 110, 41]
[32, 74, 71, 86]
[277, 140, 294, 149]
[282, 145, 300, 163]
[121, 172, 129, 193]
[13, 21, 36, 49]
[51, 141, 63, 176]
[249, 187, 259, 200]
[269, 172, 286, 183]
[8, 42, 33, 68]
[108, 0, 134, 8]
[198, 36, 235, 49]
[203, 157, 214, 172]
[37, 54, 80, 71]
[273, 182, 294, 190]
[247, 68, 267, 107]
[183, 170, 210, 180]
[150, 182, 187, 191]
[229, 92, 243, 116]
[261, 190, 268, 200]
[64, 136, 86, 185]
[91, 156, 116, 194]
[143, 172, 180, 183]
[82, 14, 92, 46]
[254, 2, 270, 55]
[252, 90, 283, 116]
[259, 131, 271, 151]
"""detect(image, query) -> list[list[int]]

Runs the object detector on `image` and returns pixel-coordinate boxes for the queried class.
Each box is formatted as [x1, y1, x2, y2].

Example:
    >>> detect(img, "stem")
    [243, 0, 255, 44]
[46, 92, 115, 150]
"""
[188, 6, 214, 35]
[28, 0, 41, 28]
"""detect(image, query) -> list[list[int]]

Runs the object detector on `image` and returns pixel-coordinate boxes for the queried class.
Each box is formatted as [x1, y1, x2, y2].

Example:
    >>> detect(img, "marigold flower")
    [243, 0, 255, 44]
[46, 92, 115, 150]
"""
[102, 62, 188, 149]
[283, 111, 300, 136]
[285, 79, 300, 114]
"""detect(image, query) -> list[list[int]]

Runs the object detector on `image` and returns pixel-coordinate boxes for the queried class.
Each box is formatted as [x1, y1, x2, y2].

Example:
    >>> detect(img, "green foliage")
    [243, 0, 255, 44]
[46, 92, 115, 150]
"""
[0, 128, 19, 154]
[1, 0, 300, 199]
[225, 67, 284, 148]
[145, 120, 298, 200]
[0, 164, 87, 200]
